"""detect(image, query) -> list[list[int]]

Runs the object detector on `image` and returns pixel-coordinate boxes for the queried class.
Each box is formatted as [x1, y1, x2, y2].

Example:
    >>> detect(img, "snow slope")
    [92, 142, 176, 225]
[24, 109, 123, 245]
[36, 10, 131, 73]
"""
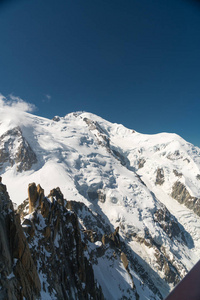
[0, 108, 200, 299]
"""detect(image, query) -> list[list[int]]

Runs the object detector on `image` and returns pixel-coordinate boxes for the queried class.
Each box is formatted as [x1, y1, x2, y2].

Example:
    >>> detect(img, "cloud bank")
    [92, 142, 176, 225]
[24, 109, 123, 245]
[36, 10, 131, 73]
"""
[0, 93, 36, 112]
[0, 93, 37, 133]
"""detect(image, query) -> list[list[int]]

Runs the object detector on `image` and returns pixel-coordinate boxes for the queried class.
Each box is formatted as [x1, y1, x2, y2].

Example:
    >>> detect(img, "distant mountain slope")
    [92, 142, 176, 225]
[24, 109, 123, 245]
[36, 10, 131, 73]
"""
[0, 108, 200, 299]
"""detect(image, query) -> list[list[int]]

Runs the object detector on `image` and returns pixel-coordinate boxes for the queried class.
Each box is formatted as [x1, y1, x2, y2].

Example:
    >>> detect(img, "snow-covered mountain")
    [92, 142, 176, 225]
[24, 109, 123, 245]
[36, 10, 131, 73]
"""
[0, 108, 200, 299]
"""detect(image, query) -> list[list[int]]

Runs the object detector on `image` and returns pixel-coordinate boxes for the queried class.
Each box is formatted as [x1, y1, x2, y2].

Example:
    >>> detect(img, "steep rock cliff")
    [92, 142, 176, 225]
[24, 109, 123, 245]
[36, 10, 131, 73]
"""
[0, 178, 40, 300]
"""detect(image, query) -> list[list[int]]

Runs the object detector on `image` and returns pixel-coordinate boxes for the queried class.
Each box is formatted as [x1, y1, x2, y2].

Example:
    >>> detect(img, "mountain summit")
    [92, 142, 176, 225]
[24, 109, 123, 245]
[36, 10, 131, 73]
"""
[0, 109, 200, 299]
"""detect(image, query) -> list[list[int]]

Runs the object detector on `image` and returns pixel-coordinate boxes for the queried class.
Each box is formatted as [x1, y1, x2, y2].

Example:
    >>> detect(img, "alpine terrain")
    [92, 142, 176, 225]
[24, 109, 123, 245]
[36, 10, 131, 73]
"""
[0, 108, 199, 300]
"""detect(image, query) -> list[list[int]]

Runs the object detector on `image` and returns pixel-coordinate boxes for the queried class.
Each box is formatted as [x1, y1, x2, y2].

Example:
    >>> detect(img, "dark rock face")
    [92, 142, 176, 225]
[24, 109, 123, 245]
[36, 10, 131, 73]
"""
[83, 117, 110, 149]
[0, 182, 41, 300]
[173, 170, 182, 177]
[138, 158, 146, 169]
[171, 181, 200, 216]
[97, 190, 106, 203]
[1, 178, 193, 299]
[0, 181, 105, 300]
[119, 200, 190, 288]
[154, 206, 184, 240]
[18, 184, 105, 300]
[167, 150, 182, 161]
[0, 127, 37, 172]
[67, 201, 162, 299]
[155, 168, 165, 185]
[52, 116, 60, 122]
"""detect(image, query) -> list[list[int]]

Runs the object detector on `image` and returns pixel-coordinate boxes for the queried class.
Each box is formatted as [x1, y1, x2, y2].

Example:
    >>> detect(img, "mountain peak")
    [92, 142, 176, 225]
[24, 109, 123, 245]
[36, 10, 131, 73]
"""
[0, 109, 199, 299]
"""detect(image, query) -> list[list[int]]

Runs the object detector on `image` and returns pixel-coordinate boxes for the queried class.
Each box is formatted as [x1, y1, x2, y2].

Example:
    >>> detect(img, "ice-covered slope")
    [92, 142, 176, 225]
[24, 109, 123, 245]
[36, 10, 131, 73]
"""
[0, 108, 200, 299]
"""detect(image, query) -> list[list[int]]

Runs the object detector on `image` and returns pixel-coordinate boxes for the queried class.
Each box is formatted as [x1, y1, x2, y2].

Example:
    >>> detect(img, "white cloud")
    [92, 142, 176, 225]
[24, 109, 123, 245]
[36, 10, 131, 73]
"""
[42, 94, 52, 103]
[46, 94, 51, 100]
[0, 93, 37, 133]
[0, 93, 36, 112]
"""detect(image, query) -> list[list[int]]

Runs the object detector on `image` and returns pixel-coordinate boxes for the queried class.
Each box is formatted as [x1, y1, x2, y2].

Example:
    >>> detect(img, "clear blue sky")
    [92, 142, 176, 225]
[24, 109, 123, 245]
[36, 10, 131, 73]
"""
[0, 0, 200, 146]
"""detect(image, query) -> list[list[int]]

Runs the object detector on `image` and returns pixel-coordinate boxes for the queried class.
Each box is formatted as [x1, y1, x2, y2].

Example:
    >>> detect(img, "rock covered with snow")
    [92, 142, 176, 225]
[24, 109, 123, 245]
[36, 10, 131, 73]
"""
[0, 109, 200, 298]
[18, 183, 105, 300]
[0, 180, 40, 300]
[0, 126, 37, 172]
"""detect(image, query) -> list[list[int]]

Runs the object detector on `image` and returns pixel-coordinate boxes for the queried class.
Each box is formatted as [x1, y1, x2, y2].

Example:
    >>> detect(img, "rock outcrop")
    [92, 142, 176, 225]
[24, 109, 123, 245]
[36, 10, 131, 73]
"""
[0, 180, 41, 300]
[1, 177, 193, 300]
[0, 180, 105, 299]
[171, 181, 200, 216]
[155, 168, 165, 185]
[0, 127, 37, 172]
[67, 200, 162, 299]
[18, 183, 105, 299]
[28, 183, 44, 213]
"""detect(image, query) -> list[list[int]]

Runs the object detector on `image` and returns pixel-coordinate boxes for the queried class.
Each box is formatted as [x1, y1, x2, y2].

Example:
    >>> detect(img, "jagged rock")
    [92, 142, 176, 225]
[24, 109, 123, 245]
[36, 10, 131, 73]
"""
[155, 168, 165, 185]
[167, 150, 182, 160]
[22, 218, 35, 238]
[121, 206, 188, 288]
[102, 227, 121, 248]
[120, 251, 137, 291]
[66, 201, 162, 298]
[138, 158, 146, 168]
[16, 198, 29, 219]
[112, 148, 127, 166]
[154, 206, 184, 240]
[40, 197, 50, 218]
[183, 158, 190, 163]
[171, 181, 200, 216]
[0, 127, 37, 172]
[48, 187, 64, 206]
[97, 189, 106, 203]
[173, 169, 182, 177]
[52, 116, 60, 122]
[0, 181, 41, 300]
[28, 183, 47, 214]
[82, 229, 97, 243]
[28, 183, 38, 213]
[154, 250, 179, 285]
[67, 200, 111, 241]
[22, 184, 105, 299]
[37, 184, 44, 206]
[121, 252, 129, 270]
[83, 117, 110, 148]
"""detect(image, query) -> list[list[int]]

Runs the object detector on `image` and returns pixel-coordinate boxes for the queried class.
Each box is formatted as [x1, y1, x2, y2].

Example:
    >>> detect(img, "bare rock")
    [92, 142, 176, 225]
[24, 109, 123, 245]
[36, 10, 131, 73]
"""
[0, 180, 41, 300]
[173, 169, 182, 177]
[155, 168, 165, 185]
[121, 251, 129, 270]
[24, 185, 105, 299]
[98, 189, 106, 203]
[171, 181, 200, 216]
[28, 183, 38, 213]
[138, 158, 146, 169]
[0, 127, 37, 172]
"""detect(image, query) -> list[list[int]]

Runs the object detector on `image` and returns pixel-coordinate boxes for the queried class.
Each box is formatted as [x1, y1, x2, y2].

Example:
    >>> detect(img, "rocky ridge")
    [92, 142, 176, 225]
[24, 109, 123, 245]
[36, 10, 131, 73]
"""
[0, 126, 37, 172]
[0, 180, 105, 300]
[0, 178, 40, 300]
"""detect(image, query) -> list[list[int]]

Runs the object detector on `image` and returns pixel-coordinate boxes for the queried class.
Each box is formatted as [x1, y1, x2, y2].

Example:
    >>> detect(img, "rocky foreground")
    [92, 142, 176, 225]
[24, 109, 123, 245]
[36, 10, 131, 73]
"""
[0, 179, 107, 299]
[1, 179, 145, 299]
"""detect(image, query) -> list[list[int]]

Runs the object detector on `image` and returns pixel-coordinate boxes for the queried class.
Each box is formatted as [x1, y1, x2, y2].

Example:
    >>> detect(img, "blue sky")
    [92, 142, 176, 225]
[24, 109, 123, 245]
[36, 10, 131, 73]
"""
[0, 0, 200, 146]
